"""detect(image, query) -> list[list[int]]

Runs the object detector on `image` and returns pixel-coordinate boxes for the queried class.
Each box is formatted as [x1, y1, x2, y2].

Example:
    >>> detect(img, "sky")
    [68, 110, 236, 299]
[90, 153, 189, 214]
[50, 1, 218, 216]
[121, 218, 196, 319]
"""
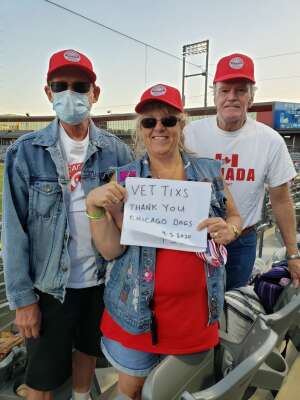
[1, 0, 300, 116]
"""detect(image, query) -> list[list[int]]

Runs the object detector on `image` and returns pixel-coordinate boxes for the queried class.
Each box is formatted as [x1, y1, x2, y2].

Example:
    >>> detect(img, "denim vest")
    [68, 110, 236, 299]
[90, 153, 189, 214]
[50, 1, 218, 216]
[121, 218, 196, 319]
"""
[104, 153, 226, 336]
[2, 119, 133, 310]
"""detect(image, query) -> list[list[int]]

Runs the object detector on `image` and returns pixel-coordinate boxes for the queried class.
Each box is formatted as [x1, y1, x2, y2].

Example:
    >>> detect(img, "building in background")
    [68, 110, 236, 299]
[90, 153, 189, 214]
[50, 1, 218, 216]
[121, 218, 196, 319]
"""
[1, 102, 300, 166]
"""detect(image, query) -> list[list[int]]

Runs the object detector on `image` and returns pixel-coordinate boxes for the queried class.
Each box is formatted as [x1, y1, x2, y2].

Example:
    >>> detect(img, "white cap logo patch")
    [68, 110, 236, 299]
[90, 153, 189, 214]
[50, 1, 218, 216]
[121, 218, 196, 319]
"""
[64, 50, 81, 63]
[150, 85, 167, 97]
[229, 57, 244, 70]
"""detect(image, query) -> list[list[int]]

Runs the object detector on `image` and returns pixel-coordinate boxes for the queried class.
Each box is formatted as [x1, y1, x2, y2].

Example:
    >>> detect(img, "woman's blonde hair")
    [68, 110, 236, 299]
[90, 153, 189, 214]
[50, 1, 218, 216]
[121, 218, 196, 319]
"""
[133, 102, 189, 157]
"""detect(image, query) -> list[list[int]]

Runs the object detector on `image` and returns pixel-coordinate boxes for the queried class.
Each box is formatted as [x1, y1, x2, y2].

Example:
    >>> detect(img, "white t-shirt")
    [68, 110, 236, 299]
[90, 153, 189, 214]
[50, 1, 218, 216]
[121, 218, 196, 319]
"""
[59, 124, 99, 288]
[184, 117, 296, 228]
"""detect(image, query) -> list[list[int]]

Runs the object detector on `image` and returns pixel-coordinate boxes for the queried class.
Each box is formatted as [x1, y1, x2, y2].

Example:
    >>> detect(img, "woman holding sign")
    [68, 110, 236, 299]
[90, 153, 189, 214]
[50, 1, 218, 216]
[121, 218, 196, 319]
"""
[86, 84, 241, 399]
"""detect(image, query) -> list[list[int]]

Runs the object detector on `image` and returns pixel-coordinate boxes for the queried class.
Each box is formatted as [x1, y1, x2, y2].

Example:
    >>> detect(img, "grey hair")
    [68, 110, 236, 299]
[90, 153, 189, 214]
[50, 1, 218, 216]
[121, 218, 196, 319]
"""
[133, 102, 189, 157]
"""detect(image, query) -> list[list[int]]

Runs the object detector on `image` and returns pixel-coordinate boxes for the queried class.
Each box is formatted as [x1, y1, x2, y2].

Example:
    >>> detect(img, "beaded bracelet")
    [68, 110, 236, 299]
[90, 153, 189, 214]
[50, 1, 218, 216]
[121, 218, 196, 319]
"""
[85, 207, 106, 220]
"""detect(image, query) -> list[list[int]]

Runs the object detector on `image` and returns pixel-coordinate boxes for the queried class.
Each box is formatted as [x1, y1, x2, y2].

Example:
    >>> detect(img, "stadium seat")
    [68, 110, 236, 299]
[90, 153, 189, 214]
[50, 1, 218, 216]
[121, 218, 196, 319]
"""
[180, 317, 277, 400]
[272, 285, 300, 351]
[106, 291, 300, 400]
[265, 291, 300, 344]
[141, 350, 215, 400]
[250, 292, 300, 391]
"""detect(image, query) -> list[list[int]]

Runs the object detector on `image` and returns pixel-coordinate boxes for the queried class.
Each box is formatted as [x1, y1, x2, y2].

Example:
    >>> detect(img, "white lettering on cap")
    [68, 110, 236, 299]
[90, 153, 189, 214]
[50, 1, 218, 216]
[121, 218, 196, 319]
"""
[64, 50, 81, 63]
[229, 57, 244, 70]
[150, 84, 167, 97]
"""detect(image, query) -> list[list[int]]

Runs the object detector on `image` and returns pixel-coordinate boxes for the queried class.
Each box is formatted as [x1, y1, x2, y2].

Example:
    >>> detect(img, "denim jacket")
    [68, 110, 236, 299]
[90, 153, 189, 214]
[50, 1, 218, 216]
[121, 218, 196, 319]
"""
[104, 153, 226, 336]
[2, 119, 133, 310]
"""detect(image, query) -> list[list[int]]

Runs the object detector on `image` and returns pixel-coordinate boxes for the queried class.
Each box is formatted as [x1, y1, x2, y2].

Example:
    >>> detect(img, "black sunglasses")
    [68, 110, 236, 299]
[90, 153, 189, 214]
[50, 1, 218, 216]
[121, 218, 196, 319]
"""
[141, 116, 179, 129]
[50, 81, 91, 94]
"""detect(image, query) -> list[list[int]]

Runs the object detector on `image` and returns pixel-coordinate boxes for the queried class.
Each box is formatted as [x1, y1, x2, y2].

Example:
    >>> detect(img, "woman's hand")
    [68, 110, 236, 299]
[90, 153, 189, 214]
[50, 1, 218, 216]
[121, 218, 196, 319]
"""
[197, 217, 237, 245]
[86, 182, 127, 214]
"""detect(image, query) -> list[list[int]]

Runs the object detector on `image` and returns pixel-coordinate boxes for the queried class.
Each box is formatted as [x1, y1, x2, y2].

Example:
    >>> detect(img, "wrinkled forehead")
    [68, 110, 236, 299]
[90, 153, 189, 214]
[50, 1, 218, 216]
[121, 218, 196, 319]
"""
[48, 66, 92, 83]
[216, 79, 251, 90]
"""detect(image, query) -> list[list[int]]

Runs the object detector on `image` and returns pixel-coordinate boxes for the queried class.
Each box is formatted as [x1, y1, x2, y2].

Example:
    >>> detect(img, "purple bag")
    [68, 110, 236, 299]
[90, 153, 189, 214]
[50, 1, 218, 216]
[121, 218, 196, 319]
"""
[253, 263, 291, 314]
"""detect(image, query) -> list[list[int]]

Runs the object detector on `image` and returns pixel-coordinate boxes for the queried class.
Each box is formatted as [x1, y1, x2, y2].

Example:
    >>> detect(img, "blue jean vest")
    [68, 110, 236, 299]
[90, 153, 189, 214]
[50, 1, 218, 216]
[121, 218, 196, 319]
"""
[104, 152, 226, 337]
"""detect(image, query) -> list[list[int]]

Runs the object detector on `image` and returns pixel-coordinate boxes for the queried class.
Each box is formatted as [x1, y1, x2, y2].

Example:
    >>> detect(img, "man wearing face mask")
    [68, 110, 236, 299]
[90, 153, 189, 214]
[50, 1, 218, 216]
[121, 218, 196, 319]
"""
[2, 49, 133, 400]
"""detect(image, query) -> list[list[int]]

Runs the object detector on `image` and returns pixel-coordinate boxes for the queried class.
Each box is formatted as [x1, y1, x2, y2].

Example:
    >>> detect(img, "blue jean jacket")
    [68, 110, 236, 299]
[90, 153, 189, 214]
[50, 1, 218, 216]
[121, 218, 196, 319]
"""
[104, 153, 226, 335]
[2, 119, 133, 310]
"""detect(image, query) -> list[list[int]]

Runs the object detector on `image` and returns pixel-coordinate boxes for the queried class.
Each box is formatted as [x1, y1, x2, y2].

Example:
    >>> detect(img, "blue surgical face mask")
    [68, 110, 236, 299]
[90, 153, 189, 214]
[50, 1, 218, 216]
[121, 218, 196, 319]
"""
[52, 90, 91, 125]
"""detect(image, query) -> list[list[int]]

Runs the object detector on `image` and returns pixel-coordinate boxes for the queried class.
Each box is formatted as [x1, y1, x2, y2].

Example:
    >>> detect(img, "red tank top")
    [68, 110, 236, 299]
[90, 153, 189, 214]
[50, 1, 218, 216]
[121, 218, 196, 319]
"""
[101, 249, 218, 354]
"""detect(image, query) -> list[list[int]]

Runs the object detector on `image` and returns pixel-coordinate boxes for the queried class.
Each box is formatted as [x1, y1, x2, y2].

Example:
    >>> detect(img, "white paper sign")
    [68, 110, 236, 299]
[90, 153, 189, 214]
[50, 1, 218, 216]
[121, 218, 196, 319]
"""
[121, 178, 211, 252]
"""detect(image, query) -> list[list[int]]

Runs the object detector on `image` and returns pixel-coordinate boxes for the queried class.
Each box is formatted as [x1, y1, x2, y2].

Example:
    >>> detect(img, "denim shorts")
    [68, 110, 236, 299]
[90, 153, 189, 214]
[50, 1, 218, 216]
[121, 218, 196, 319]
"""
[101, 336, 165, 377]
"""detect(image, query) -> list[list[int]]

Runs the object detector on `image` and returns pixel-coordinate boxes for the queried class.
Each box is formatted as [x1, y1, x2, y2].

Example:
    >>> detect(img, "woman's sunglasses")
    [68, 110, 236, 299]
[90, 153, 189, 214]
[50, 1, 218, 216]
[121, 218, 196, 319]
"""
[141, 116, 179, 129]
[50, 81, 91, 94]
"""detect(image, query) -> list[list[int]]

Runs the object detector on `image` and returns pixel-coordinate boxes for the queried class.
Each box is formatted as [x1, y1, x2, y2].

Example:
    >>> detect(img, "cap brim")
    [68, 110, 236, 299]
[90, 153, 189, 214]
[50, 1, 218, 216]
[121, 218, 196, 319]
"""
[135, 98, 183, 113]
[214, 74, 255, 84]
[47, 65, 96, 82]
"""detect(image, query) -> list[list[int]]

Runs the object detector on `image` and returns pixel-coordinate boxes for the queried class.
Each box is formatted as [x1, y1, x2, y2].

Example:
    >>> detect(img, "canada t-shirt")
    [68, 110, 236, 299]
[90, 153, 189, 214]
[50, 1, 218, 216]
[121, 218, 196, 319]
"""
[59, 124, 99, 288]
[184, 117, 296, 228]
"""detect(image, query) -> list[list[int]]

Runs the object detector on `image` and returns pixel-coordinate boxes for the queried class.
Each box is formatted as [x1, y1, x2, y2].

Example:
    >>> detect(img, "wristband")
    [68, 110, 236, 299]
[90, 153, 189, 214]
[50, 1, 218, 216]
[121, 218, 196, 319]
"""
[86, 207, 106, 220]
[286, 254, 300, 260]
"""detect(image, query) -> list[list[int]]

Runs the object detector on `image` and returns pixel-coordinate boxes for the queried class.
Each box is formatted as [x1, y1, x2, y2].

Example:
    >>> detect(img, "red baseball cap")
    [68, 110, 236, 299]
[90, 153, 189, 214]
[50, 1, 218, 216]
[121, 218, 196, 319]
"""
[47, 49, 97, 82]
[135, 84, 184, 113]
[213, 53, 255, 84]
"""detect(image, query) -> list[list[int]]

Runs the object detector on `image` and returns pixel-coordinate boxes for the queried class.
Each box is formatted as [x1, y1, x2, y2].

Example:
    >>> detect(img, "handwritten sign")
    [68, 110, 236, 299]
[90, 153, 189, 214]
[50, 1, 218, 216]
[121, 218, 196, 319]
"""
[121, 177, 211, 252]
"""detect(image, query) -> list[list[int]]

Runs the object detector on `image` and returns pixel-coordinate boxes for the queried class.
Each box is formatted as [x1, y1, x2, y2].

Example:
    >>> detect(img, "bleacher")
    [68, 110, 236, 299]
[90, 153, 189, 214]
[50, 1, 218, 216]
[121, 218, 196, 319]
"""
[0, 256, 14, 333]
[0, 166, 300, 399]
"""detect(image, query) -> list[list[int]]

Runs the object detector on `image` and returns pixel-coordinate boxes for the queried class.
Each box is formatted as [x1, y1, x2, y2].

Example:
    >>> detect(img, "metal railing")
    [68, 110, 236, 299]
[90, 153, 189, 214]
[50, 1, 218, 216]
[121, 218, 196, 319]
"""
[256, 176, 300, 257]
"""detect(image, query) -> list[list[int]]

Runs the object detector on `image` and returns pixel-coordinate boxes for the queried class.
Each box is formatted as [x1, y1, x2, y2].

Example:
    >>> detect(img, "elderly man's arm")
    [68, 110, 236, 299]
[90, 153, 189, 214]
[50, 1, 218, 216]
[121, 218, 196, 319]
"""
[2, 146, 41, 338]
[269, 182, 300, 287]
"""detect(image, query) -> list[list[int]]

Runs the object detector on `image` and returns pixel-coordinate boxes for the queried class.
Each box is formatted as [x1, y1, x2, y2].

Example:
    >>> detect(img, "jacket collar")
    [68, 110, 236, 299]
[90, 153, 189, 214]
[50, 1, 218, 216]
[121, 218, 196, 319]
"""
[140, 152, 194, 180]
[32, 118, 107, 148]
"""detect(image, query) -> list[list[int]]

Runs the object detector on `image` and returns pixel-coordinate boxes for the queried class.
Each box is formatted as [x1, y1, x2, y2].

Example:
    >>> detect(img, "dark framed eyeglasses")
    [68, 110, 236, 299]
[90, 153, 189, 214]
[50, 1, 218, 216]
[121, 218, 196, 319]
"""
[140, 116, 179, 129]
[50, 81, 91, 94]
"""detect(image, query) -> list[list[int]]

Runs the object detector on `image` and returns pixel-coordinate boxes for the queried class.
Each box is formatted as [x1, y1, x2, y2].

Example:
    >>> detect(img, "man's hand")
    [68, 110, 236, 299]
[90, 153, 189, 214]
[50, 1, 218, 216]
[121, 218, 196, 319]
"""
[288, 259, 300, 288]
[15, 303, 41, 339]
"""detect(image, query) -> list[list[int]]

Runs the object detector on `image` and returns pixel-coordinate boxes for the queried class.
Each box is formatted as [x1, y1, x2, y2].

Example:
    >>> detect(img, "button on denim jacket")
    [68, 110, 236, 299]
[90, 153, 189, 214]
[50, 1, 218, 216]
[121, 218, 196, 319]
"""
[2, 119, 133, 310]
[104, 153, 227, 334]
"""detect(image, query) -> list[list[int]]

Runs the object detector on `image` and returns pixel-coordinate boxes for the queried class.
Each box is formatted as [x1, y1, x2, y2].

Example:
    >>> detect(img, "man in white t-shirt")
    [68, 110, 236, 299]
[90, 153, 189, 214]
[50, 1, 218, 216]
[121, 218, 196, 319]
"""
[184, 52, 300, 290]
[3, 49, 133, 400]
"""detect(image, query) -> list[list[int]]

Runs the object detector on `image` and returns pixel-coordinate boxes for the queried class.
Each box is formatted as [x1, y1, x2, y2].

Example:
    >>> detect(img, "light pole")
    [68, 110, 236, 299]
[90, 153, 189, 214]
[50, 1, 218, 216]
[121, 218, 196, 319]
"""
[182, 40, 209, 108]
